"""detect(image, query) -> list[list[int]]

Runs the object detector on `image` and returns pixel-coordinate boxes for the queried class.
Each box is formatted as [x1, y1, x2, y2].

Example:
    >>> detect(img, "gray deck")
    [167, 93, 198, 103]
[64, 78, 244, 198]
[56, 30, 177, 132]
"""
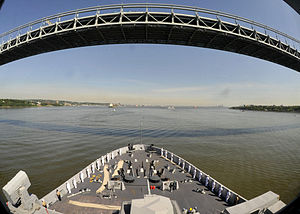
[49, 149, 230, 214]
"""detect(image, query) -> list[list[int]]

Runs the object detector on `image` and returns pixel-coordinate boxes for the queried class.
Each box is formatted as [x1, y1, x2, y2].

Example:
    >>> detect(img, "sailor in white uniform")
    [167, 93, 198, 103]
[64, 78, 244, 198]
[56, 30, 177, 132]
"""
[211, 180, 215, 192]
[193, 169, 196, 179]
[205, 176, 209, 186]
[97, 159, 100, 170]
[91, 163, 95, 174]
[66, 182, 71, 194]
[198, 171, 202, 182]
[80, 171, 84, 183]
[86, 168, 91, 178]
[73, 178, 77, 189]
[218, 185, 223, 197]
[226, 191, 231, 203]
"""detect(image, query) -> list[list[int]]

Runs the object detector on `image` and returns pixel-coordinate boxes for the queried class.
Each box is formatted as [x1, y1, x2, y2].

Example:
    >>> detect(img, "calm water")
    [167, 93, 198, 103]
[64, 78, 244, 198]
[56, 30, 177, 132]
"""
[0, 106, 300, 203]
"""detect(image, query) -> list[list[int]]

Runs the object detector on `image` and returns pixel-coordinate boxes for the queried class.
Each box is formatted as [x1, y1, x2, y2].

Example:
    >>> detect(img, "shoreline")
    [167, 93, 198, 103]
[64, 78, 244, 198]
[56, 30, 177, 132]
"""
[230, 105, 300, 113]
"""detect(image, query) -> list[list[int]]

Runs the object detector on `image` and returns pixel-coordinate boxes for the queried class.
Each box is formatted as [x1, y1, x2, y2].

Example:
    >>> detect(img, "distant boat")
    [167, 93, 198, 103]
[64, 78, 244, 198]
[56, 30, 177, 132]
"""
[108, 103, 114, 108]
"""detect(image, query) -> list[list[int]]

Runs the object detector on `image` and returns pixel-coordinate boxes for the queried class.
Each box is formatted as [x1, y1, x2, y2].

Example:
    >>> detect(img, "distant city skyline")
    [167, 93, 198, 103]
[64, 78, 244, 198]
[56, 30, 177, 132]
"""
[0, 0, 299, 106]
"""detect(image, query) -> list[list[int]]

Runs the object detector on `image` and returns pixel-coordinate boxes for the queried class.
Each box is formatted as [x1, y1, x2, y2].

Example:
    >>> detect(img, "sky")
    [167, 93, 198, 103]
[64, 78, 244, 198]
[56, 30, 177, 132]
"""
[0, 0, 299, 106]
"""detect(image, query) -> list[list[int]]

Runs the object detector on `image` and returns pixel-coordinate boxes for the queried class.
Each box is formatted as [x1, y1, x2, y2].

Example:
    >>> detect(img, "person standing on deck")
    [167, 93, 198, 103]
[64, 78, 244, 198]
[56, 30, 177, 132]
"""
[42, 199, 47, 208]
[211, 181, 215, 192]
[226, 191, 231, 203]
[56, 190, 61, 201]
[205, 176, 209, 187]
[86, 168, 91, 178]
[198, 171, 202, 182]
[218, 185, 223, 197]
[91, 163, 95, 174]
[66, 182, 71, 194]
[73, 178, 77, 189]
[80, 171, 84, 183]
[97, 159, 100, 170]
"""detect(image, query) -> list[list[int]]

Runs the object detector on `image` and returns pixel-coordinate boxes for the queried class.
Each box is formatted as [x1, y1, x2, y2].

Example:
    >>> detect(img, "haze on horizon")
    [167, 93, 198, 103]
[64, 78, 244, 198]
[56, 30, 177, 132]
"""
[0, 0, 299, 106]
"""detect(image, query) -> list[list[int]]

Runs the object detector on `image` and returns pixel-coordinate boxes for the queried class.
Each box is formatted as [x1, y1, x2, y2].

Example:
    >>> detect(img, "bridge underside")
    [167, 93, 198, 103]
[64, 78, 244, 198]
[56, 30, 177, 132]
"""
[1, 12, 299, 72]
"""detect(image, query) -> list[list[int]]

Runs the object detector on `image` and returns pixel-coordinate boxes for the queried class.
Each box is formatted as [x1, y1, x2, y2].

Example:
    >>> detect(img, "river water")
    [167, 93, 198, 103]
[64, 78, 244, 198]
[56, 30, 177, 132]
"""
[0, 106, 299, 203]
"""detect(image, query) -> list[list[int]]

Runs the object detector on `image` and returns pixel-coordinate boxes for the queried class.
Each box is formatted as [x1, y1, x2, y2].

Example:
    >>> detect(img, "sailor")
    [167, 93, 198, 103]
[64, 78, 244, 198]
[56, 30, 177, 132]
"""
[73, 178, 77, 189]
[169, 183, 173, 192]
[66, 182, 71, 194]
[111, 152, 114, 160]
[161, 148, 164, 156]
[97, 159, 100, 170]
[188, 165, 191, 173]
[211, 180, 215, 192]
[41, 199, 47, 208]
[226, 191, 231, 203]
[80, 171, 84, 183]
[86, 168, 91, 178]
[91, 163, 95, 174]
[236, 196, 240, 204]
[119, 148, 122, 155]
[218, 185, 223, 197]
[95, 160, 98, 170]
[164, 150, 167, 158]
[193, 169, 196, 179]
[107, 153, 110, 162]
[56, 189, 61, 201]
[171, 153, 173, 162]
[101, 156, 105, 165]
[182, 162, 185, 170]
[178, 158, 181, 166]
[205, 176, 209, 187]
[198, 171, 202, 182]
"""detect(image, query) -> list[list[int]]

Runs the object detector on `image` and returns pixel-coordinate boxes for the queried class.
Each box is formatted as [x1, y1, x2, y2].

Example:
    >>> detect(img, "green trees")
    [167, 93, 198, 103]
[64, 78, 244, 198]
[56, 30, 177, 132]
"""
[0, 99, 34, 107]
[230, 105, 300, 113]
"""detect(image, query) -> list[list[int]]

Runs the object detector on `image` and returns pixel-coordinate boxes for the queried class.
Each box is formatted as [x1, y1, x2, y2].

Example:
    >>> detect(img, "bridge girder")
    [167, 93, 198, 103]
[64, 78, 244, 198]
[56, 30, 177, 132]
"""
[0, 4, 299, 72]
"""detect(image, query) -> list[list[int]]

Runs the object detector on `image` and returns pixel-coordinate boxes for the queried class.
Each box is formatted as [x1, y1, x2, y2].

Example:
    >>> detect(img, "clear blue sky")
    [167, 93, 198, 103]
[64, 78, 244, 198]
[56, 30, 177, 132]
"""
[0, 0, 299, 106]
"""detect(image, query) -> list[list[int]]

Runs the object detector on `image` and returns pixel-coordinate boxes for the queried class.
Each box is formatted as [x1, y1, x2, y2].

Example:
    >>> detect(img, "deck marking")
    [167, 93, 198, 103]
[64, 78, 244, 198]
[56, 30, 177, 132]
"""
[131, 189, 136, 196]
[147, 179, 151, 195]
[68, 200, 121, 210]
[96, 164, 109, 193]
[112, 160, 124, 177]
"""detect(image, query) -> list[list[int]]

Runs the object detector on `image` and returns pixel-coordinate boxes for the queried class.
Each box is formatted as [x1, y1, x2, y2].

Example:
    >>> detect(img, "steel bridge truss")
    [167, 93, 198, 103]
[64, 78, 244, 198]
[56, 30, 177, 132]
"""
[0, 4, 299, 71]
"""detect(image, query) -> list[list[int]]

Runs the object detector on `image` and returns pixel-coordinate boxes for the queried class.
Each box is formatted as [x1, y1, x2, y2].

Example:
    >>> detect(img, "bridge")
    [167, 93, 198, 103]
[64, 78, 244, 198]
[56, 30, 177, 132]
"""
[0, 3, 299, 72]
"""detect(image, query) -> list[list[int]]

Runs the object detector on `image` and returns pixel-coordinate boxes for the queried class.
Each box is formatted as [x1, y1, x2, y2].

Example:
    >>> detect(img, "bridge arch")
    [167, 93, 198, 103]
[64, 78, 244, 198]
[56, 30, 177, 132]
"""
[0, 4, 299, 72]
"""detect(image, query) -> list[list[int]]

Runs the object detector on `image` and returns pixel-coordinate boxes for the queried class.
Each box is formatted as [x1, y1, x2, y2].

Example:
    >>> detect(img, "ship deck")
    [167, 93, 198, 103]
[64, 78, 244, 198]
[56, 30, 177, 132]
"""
[49, 148, 231, 214]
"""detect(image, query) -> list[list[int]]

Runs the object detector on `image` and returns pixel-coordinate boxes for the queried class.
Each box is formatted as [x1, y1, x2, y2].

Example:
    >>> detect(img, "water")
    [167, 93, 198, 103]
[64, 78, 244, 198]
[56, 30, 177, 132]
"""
[0, 106, 299, 203]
